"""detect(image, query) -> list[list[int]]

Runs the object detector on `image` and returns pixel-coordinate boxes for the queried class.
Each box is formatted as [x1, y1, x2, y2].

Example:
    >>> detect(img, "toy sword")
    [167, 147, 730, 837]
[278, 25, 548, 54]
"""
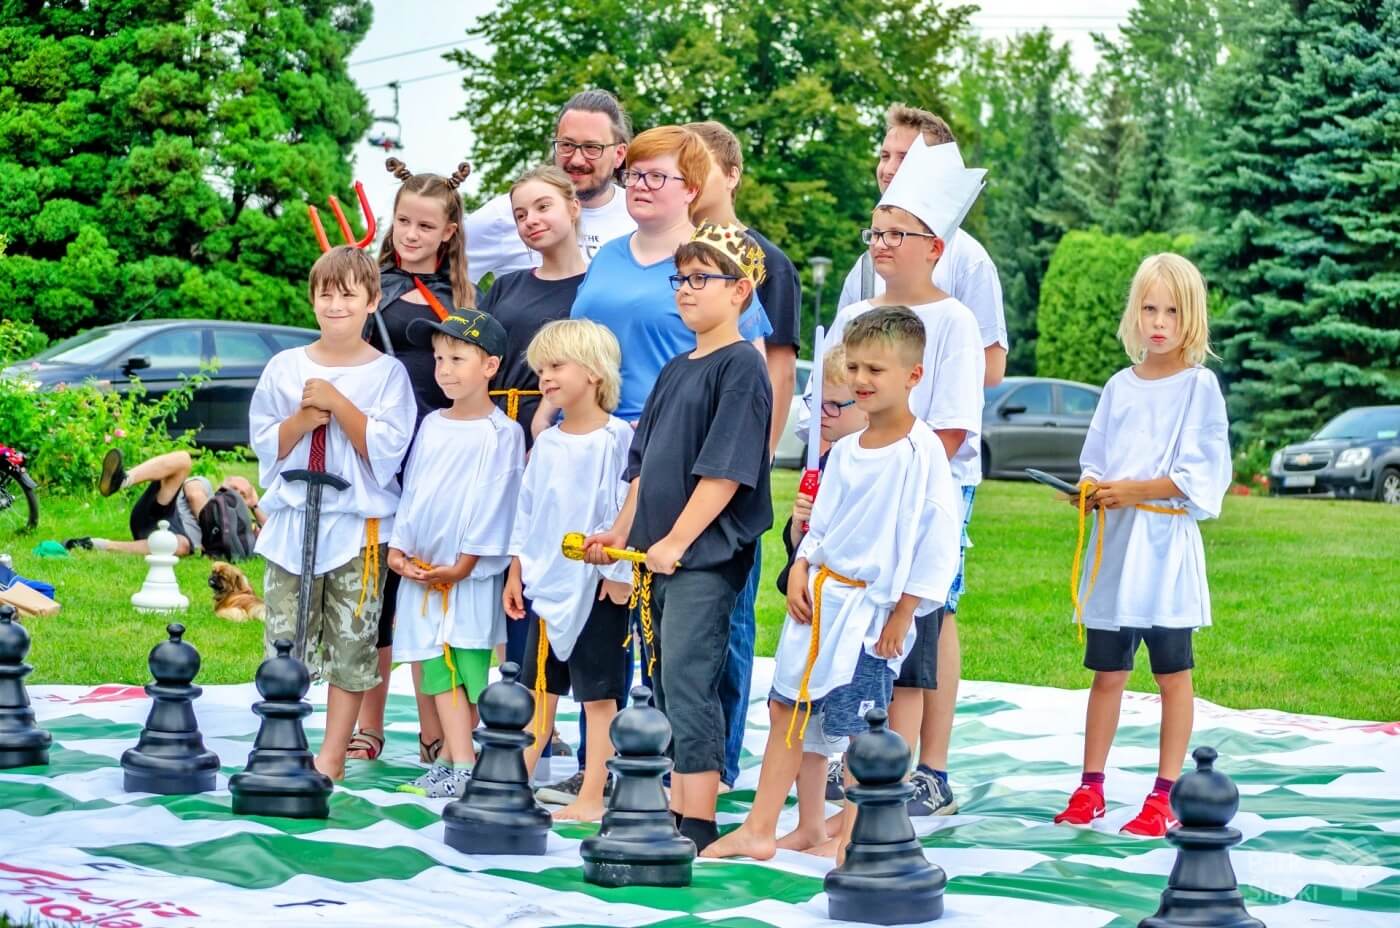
[798, 325, 826, 531]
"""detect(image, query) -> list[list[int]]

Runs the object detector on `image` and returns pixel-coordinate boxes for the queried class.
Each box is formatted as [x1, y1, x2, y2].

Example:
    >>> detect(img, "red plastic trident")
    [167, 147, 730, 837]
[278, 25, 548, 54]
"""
[307, 181, 377, 252]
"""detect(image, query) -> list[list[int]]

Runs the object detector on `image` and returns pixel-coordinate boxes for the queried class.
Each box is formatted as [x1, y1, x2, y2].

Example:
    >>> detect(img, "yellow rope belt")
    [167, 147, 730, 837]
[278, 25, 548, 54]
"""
[786, 565, 866, 748]
[1072, 482, 1188, 641]
[488, 388, 543, 422]
[410, 557, 452, 617]
[623, 562, 657, 677]
[353, 518, 381, 618]
[441, 642, 460, 706]
[533, 617, 550, 741]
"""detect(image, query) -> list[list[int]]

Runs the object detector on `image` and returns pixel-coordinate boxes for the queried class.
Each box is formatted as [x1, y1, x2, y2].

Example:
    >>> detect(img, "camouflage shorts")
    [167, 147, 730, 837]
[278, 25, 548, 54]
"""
[263, 545, 387, 692]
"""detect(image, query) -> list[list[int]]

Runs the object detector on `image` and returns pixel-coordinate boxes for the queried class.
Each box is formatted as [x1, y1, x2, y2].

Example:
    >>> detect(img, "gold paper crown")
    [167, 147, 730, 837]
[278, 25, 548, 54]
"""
[690, 222, 767, 286]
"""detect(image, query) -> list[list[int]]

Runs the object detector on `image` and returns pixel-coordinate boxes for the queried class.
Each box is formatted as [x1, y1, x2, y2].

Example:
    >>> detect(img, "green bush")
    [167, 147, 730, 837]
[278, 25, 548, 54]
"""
[0, 319, 49, 366]
[0, 371, 226, 493]
[1034, 229, 1194, 386]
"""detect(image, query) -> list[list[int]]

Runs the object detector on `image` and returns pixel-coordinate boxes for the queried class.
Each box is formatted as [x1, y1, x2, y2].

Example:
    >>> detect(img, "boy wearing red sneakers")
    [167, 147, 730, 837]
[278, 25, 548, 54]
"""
[1052, 253, 1230, 838]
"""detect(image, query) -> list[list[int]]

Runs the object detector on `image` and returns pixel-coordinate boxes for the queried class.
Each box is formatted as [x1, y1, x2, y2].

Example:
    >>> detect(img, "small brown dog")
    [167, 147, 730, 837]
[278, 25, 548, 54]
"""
[208, 561, 265, 621]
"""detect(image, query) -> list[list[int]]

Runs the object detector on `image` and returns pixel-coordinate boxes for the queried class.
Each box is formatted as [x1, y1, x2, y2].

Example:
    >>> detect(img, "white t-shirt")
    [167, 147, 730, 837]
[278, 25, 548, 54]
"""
[250, 349, 414, 575]
[773, 420, 961, 702]
[465, 186, 636, 284]
[508, 417, 634, 661]
[1076, 366, 1231, 631]
[836, 229, 1007, 350]
[809, 297, 985, 485]
[389, 408, 524, 658]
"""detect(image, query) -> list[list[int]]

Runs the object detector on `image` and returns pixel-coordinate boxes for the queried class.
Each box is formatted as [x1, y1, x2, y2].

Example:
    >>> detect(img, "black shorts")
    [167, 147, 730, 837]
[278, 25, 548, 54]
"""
[129, 483, 189, 543]
[1084, 627, 1194, 675]
[894, 608, 945, 690]
[521, 589, 630, 704]
[377, 571, 400, 650]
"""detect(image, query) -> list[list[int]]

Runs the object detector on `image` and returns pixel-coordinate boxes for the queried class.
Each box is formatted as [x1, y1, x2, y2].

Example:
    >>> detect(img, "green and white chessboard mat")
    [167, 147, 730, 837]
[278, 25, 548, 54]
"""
[2, 658, 1396, 927]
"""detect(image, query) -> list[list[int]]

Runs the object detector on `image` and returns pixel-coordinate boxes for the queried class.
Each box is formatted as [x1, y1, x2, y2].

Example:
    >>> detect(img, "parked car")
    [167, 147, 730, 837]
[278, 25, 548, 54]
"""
[3, 320, 318, 449]
[773, 359, 813, 469]
[1268, 405, 1400, 504]
[981, 376, 1102, 480]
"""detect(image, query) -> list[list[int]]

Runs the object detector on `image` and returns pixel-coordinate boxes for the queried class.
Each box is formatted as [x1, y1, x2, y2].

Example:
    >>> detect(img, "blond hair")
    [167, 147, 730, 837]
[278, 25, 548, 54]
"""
[1118, 253, 1215, 366]
[886, 104, 956, 146]
[510, 163, 582, 234]
[844, 306, 925, 367]
[308, 245, 381, 303]
[822, 343, 849, 386]
[525, 319, 622, 413]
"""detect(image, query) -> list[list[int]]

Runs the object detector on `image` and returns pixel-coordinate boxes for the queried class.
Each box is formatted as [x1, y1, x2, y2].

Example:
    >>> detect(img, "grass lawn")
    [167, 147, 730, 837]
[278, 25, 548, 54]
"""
[4, 466, 1397, 721]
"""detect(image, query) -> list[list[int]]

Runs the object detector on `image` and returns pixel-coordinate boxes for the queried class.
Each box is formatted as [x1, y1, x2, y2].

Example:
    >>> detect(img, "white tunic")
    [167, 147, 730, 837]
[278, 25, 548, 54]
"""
[772, 420, 962, 702]
[1076, 366, 1231, 631]
[836, 229, 1008, 350]
[508, 418, 634, 660]
[389, 408, 524, 659]
[465, 187, 637, 284]
[250, 348, 414, 575]
[812, 297, 985, 486]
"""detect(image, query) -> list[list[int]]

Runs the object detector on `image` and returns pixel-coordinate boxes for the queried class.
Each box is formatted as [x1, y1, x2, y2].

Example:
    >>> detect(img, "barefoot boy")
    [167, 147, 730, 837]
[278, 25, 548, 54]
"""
[249, 245, 416, 781]
[585, 222, 774, 852]
[704, 307, 961, 863]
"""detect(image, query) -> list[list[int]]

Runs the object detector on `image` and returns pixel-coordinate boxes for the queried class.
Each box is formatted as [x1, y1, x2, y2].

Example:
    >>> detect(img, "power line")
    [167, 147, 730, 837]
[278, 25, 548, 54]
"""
[350, 38, 485, 67]
[361, 69, 462, 92]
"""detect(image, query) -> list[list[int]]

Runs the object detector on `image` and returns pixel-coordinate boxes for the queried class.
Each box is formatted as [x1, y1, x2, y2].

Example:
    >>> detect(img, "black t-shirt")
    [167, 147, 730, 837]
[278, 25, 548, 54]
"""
[478, 268, 585, 447]
[749, 228, 801, 350]
[625, 341, 774, 570]
[372, 296, 449, 421]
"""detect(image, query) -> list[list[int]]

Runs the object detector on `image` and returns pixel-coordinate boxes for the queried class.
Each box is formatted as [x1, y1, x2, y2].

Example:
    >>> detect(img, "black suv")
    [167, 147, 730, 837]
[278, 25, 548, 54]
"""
[1268, 405, 1400, 504]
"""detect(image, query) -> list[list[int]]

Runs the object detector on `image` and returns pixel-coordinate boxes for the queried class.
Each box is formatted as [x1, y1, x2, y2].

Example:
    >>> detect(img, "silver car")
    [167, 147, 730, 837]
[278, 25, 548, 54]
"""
[981, 376, 1102, 480]
[774, 359, 814, 469]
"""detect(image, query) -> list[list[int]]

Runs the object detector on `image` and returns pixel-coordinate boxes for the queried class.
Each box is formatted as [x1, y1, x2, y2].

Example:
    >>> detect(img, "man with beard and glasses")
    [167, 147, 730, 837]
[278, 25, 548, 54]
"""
[466, 90, 637, 282]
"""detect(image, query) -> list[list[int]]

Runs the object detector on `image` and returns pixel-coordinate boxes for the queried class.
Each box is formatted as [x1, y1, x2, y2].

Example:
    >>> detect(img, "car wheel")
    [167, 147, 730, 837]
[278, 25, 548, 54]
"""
[981, 442, 991, 479]
[1378, 467, 1400, 505]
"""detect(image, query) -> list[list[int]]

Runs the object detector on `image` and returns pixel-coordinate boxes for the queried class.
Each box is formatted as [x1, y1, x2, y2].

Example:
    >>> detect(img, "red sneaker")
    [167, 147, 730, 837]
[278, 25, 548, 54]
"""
[1053, 785, 1106, 826]
[1120, 791, 1179, 838]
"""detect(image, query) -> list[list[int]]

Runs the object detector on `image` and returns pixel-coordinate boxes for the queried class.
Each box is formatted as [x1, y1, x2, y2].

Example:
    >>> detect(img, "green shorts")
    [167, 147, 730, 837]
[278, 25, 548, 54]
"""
[419, 647, 492, 702]
[264, 545, 387, 692]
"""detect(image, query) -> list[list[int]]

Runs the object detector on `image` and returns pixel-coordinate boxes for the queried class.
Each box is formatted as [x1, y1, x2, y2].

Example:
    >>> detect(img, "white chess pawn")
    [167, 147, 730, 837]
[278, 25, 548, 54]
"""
[131, 521, 190, 613]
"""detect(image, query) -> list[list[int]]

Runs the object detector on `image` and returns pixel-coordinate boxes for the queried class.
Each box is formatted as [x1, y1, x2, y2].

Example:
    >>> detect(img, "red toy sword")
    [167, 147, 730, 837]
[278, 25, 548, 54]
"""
[799, 325, 826, 531]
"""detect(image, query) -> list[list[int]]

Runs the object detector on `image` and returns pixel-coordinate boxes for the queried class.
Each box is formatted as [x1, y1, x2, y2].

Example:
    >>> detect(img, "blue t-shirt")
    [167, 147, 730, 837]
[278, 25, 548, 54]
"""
[571, 234, 773, 420]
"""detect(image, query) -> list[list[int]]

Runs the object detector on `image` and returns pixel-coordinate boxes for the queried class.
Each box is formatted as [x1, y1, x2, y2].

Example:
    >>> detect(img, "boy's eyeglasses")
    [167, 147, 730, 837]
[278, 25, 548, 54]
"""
[622, 169, 687, 191]
[861, 228, 939, 248]
[552, 139, 617, 160]
[669, 273, 740, 291]
[804, 396, 858, 417]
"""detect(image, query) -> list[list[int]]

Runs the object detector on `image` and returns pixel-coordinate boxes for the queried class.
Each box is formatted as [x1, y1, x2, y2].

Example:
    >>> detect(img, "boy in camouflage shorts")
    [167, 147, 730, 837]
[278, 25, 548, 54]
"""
[263, 560, 388, 692]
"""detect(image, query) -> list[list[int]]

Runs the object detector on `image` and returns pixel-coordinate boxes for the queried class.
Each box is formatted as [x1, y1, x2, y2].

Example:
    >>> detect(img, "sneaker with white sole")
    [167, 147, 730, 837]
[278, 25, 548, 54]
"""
[907, 769, 959, 816]
[397, 761, 451, 796]
[825, 757, 845, 801]
[426, 768, 471, 799]
[535, 769, 612, 805]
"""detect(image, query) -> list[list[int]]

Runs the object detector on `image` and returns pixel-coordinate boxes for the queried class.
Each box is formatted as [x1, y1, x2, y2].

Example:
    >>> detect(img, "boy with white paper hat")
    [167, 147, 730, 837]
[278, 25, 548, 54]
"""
[823, 136, 987, 819]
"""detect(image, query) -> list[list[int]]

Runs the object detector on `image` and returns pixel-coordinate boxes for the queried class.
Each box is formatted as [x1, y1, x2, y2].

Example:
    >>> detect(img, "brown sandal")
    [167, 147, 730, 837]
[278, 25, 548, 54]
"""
[346, 728, 384, 761]
[419, 734, 443, 765]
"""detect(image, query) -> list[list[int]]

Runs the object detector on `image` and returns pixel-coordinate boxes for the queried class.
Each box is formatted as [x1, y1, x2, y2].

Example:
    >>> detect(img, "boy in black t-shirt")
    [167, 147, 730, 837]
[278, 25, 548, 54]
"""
[585, 221, 774, 852]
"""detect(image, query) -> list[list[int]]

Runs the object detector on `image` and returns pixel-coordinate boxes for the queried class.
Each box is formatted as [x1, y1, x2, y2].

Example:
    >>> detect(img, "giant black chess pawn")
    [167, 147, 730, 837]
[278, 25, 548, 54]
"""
[581, 685, 695, 888]
[826, 707, 946, 924]
[0, 604, 51, 769]
[121, 623, 220, 794]
[1140, 747, 1265, 928]
[229, 639, 332, 819]
[442, 662, 551, 854]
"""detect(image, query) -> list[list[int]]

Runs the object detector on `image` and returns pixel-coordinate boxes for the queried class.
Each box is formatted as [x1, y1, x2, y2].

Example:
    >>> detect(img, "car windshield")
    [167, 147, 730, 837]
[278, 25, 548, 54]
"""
[985, 381, 1016, 405]
[1314, 408, 1400, 441]
[31, 328, 147, 366]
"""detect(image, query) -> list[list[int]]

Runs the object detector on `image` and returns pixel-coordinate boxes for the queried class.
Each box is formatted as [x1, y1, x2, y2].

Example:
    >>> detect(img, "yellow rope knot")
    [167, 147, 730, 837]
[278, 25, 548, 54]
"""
[1070, 482, 1189, 643]
[441, 643, 460, 706]
[354, 518, 381, 619]
[533, 617, 550, 741]
[488, 388, 543, 422]
[785, 565, 866, 748]
[410, 557, 452, 616]
[623, 561, 657, 676]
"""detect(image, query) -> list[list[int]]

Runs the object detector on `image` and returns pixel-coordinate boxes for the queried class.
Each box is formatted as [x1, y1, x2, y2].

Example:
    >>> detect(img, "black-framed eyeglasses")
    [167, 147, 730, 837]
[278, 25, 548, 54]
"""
[552, 139, 618, 160]
[861, 228, 939, 248]
[622, 169, 687, 191]
[804, 396, 858, 417]
[669, 273, 740, 291]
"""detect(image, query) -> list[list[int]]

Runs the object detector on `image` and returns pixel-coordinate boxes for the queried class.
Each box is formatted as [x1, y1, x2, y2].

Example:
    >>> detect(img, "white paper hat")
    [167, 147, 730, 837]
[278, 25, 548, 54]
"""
[877, 137, 987, 243]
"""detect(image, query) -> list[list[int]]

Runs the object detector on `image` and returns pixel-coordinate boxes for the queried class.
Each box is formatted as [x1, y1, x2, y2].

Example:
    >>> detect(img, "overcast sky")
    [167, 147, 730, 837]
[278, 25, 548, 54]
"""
[347, 0, 1136, 223]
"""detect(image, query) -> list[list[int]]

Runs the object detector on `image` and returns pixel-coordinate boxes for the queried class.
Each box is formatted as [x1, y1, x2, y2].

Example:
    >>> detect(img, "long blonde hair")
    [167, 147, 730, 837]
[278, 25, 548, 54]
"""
[1118, 253, 1216, 365]
[509, 164, 582, 236]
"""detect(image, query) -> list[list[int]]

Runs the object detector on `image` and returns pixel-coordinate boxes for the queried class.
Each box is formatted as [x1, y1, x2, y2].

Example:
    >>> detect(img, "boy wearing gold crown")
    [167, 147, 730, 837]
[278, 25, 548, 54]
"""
[584, 222, 774, 852]
[703, 307, 962, 864]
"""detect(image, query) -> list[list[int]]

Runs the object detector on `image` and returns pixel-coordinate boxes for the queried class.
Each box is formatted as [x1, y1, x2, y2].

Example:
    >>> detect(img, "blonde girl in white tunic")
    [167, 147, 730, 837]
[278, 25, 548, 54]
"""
[1053, 254, 1231, 839]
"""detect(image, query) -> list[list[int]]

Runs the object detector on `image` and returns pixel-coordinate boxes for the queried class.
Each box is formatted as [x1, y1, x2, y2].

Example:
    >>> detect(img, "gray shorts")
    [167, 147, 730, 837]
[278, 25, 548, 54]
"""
[771, 649, 895, 741]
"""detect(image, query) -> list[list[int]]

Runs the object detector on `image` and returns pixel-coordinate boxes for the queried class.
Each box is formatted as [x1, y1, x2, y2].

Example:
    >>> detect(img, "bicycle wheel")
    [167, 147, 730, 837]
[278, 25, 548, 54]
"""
[0, 470, 39, 536]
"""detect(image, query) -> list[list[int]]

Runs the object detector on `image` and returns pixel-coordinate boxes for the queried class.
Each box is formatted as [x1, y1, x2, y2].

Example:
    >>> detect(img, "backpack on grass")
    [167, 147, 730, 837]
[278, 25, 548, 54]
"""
[197, 487, 256, 561]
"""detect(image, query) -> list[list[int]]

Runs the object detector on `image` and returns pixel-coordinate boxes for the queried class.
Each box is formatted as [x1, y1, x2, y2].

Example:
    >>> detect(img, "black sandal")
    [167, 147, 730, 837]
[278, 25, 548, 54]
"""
[419, 734, 443, 765]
